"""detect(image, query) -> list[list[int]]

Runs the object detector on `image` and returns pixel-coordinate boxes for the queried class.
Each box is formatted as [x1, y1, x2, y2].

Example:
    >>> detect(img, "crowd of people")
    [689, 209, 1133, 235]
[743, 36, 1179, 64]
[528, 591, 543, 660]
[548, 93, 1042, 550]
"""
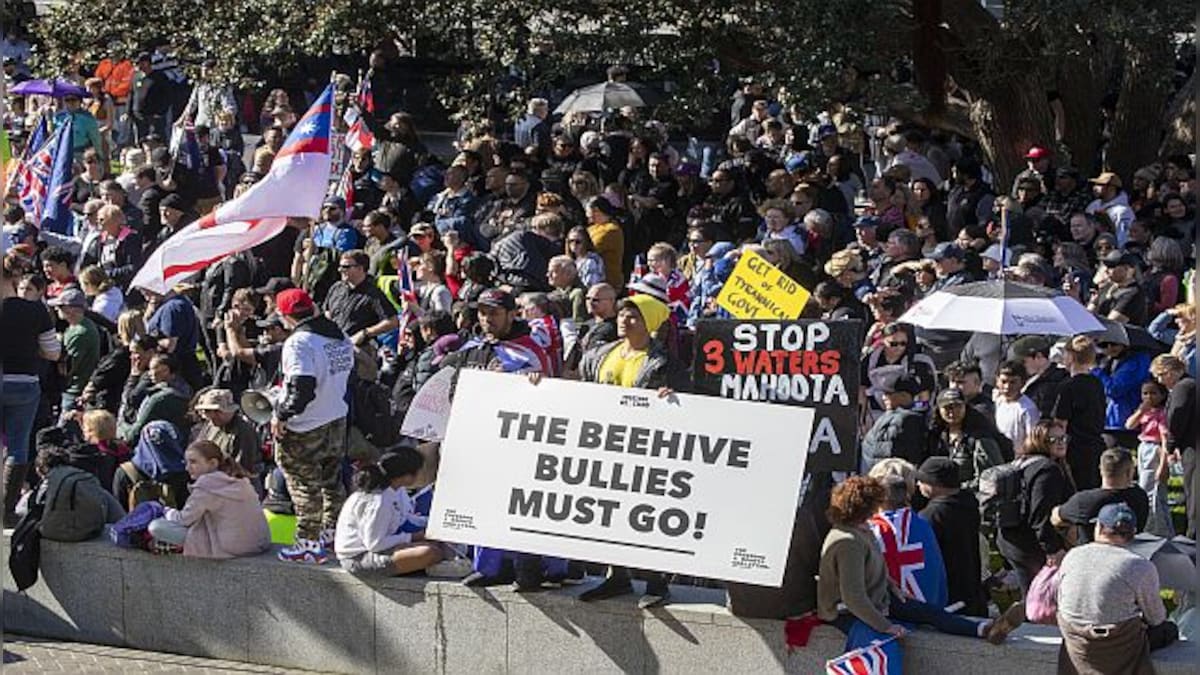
[1, 43, 1197, 672]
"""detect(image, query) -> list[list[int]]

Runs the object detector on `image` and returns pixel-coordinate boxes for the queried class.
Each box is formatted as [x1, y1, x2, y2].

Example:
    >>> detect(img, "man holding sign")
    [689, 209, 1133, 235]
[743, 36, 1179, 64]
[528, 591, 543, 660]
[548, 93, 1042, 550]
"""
[576, 294, 682, 607]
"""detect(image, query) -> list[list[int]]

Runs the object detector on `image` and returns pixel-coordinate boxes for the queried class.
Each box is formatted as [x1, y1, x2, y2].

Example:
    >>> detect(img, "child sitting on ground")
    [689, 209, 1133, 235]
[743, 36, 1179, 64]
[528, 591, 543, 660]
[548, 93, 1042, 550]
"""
[147, 440, 270, 558]
[335, 448, 444, 577]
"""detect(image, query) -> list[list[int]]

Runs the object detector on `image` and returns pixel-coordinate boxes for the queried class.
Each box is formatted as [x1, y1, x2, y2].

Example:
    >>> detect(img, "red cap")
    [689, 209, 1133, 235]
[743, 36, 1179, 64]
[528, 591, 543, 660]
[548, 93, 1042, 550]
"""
[275, 288, 315, 316]
[1025, 145, 1050, 160]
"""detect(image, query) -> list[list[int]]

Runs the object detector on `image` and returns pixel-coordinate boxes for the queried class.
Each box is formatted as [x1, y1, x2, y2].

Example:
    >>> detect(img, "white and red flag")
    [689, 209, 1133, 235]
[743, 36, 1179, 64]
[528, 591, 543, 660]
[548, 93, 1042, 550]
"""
[131, 85, 335, 294]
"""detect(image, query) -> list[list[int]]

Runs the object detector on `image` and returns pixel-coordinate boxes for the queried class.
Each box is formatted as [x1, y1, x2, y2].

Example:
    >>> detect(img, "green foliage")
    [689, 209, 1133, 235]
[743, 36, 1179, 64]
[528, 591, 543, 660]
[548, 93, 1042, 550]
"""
[28, 0, 1191, 138]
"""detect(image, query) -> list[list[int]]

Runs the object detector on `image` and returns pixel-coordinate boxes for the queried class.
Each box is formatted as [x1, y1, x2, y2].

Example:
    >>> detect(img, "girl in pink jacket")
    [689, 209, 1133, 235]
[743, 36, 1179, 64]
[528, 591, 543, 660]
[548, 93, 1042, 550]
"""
[148, 440, 270, 558]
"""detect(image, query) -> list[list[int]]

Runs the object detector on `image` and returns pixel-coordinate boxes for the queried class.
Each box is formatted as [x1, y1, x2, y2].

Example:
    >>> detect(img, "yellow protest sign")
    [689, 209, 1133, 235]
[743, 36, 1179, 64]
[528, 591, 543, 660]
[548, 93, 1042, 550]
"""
[715, 249, 811, 320]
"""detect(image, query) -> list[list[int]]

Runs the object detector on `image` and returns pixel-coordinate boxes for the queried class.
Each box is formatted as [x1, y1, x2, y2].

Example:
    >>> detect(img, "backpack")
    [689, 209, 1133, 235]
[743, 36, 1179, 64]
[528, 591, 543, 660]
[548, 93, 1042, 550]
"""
[39, 466, 113, 542]
[8, 493, 45, 591]
[303, 246, 341, 304]
[108, 500, 166, 549]
[979, 455, 1049, 528]
[351, 377, 404, 449]
[120, 462, 181, 512]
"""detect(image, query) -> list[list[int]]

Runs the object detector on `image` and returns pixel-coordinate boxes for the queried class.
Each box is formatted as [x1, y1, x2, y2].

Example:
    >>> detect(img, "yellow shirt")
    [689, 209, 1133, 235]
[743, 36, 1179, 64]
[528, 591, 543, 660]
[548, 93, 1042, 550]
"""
[597, 344, 647, 388]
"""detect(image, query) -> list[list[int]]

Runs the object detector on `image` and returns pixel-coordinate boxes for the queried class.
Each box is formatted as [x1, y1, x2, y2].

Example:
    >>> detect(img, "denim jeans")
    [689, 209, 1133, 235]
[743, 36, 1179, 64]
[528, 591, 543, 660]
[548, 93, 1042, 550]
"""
[890, 596, 984, 638]
[148, 518, 188, 546]
[2, 379, 41, 465]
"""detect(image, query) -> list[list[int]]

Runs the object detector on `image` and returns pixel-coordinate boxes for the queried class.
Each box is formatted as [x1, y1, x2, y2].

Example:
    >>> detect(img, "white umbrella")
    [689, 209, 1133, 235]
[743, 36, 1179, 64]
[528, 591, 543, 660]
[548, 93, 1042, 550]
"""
[898, 280, 1105, 336]
[554, 81, 657, 114]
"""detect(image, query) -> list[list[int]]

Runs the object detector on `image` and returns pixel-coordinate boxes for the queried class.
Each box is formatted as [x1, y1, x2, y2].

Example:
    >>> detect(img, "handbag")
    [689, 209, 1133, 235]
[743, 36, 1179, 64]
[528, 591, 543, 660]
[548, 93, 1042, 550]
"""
[1025, 563, 1061, 625]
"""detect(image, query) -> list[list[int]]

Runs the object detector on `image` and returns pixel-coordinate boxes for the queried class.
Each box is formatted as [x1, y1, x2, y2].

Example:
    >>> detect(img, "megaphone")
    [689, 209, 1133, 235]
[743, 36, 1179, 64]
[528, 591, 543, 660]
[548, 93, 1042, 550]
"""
[241, 388, 279, 425]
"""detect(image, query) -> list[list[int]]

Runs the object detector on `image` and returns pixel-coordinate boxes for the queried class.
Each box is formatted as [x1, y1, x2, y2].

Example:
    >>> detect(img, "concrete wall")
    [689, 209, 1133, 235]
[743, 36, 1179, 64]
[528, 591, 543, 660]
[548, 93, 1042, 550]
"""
[3, 536, 1196, 674]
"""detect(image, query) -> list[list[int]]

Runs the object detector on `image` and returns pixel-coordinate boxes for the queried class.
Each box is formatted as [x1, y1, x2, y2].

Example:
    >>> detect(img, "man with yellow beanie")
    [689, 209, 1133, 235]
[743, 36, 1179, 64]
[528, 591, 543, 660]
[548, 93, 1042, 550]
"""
[577, 293, 682, 607]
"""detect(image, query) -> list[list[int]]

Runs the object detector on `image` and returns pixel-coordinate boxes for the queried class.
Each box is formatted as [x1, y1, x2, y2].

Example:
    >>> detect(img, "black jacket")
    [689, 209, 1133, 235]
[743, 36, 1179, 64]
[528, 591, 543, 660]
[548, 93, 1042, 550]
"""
[921, 490, 987, 616]
[996, 456, 1071, 572]
[88, 345, 131, 415]
[861, 407, 928, 469]
[1024, 363, 1070, 420]
[1167, 377, 1195, 453]
[492, 230, 559, 293]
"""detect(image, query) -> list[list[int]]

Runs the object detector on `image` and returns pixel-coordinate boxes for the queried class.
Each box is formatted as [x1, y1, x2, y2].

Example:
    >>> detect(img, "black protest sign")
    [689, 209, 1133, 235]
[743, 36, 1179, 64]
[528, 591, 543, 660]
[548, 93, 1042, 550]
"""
[691, 320, 863, 472]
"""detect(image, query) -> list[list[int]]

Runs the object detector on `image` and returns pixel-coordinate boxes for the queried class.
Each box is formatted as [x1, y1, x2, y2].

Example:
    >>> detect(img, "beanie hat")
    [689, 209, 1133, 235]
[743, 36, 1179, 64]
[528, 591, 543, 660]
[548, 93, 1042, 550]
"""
[627, 294, 669, 334]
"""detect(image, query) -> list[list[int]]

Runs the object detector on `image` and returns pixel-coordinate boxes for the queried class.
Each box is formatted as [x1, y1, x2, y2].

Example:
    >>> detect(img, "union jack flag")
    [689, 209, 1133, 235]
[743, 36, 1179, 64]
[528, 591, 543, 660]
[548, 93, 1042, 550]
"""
[14, 125, 62, 223]
[526, 315, 563, 376]
[395, 250, 418, 336]
[826, 638, 895, 675]
[869, 507, 928, 602]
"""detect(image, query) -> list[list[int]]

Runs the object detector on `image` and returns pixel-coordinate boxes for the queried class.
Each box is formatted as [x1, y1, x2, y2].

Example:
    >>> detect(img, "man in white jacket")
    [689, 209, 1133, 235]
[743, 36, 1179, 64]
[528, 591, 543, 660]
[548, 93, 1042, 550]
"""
[1086, 172, 1134, 247]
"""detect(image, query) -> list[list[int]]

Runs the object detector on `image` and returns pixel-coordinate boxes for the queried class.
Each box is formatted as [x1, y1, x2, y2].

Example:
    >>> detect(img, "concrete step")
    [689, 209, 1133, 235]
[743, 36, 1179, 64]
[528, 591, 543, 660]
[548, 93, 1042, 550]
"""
[3, 534, 1195, 674]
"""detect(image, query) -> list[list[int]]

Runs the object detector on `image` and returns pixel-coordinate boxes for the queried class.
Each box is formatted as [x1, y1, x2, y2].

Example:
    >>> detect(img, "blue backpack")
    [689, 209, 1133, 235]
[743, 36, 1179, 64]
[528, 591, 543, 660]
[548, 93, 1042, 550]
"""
[108, 501, 166, 549]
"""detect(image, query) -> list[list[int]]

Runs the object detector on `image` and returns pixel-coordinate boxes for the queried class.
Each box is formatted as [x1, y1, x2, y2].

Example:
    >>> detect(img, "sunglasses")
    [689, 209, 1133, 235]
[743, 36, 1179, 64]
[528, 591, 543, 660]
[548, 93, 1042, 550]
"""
[885, 340, 908, 348]
[1048, 435, 1068, 444]
[337, 263, 360, 270]
[1098, 341, 1119, 348]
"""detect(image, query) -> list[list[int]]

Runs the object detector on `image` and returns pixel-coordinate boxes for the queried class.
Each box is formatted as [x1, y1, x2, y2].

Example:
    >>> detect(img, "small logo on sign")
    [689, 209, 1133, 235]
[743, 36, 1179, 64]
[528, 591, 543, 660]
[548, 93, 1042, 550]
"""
[619, 394, 650, 408]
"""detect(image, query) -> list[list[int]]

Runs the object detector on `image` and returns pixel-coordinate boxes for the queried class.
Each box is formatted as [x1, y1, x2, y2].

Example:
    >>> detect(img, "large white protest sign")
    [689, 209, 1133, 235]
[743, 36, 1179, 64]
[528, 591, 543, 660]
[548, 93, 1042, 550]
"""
[400, 367, 454, 441]
[428, 370, 813, 586]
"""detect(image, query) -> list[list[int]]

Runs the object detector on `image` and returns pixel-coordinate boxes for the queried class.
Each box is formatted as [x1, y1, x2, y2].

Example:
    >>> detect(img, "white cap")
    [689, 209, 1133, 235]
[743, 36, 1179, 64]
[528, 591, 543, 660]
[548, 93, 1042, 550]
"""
[981, 244, 1009, 264]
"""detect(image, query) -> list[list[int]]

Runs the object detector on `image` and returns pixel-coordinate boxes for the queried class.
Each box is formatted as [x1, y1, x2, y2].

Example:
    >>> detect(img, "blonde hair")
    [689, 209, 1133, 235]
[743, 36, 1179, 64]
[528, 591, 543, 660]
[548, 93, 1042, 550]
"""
[116, 309, 145, 345]
[1170, 303, 1195, 322]
[79, 265, 113, 293]
[1064, 335, 1097, 368]
[1150, 354, 1186, 377]
[867, 458, 916, 498]
[647, 242, 678, 267]
[82, 409, 117, 442]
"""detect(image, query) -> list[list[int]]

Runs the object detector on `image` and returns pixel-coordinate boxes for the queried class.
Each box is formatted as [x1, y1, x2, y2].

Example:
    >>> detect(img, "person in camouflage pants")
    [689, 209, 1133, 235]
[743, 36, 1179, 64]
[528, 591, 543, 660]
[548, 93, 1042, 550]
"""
[275, 417, 347, 545]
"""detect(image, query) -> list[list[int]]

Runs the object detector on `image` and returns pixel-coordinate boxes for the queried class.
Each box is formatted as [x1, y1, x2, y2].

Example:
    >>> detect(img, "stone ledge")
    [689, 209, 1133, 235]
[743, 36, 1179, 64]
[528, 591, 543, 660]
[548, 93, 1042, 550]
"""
[2, 534, 1194, 674]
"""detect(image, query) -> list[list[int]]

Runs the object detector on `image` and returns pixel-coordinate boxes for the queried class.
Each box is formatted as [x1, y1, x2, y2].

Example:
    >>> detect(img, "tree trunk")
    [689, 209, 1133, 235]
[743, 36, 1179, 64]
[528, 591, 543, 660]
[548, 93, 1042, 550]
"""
[970, 74, 1057, 193]
[1159, 69, 1196, 158]
[1106, 37, 1174, 180]
[1054, 47, 1109, 175]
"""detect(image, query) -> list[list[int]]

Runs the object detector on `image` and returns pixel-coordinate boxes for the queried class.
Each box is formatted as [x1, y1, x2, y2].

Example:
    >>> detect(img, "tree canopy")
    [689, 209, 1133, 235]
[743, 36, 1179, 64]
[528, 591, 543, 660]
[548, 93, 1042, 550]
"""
[31, 0, 1193, 186]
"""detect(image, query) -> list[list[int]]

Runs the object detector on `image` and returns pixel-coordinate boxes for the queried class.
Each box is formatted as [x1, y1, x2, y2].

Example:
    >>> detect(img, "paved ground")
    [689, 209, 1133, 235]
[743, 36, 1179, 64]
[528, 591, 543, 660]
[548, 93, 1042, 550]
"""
[2, 635, 312, 674]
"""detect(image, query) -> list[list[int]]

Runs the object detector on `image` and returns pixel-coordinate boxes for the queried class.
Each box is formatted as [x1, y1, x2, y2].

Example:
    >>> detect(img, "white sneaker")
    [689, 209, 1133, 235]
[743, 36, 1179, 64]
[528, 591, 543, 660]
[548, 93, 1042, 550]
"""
[278, 537, 328, 564]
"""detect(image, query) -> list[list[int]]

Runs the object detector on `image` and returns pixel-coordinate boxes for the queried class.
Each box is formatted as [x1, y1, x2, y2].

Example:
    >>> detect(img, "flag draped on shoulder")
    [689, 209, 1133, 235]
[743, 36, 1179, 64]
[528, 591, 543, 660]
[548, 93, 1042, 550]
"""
[131, 84, 335, 294]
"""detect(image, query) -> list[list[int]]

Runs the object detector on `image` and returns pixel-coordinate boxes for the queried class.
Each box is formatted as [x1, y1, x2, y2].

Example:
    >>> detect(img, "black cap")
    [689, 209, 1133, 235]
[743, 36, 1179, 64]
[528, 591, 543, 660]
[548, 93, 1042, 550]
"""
[1101, 250, 1139, 268]
[879, 371, 922, 395]
[254, 277, 295, 296]
[473, 288, 516, 311]
[916, 457, 961, 489]
[1009, 335, 1052, 360]
[159, 193, 186, 211]
[255, 313, 285, 329]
